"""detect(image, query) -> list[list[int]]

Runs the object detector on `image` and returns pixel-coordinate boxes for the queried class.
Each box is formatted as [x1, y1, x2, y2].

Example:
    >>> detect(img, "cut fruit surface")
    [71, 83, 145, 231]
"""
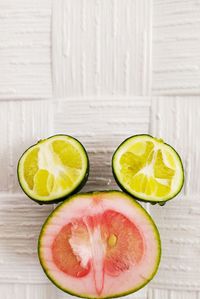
[17, 135, 89, 204]
[112, 134, 184, 203]
[38, 191, 161, 298]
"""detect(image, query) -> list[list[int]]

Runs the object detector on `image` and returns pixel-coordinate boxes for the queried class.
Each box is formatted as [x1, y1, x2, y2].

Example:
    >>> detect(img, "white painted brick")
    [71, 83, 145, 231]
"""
[152, 0, 200, 94]
[147, 288, 170, 299]
[0, 284, 59, 299]
[0, 0, 52, 99]
[149, 196, 200, 291]
[52, 0, 152, 97]
[170, 290, 198, 299]
[0, 194, 53, 283]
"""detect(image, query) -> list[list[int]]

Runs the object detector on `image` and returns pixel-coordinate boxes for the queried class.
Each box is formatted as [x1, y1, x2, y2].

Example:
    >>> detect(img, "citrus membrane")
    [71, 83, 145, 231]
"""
[17, 135, 89, 204]
[112, 135, 184, 203]
[38, 191, 161, 298]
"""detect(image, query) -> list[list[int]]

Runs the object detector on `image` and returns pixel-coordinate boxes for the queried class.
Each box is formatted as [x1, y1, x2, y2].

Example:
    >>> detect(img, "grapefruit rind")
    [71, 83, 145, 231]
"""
[38, 191, 161, 299]
[112, 134, 184, 203]
[17, 135, 89, 204]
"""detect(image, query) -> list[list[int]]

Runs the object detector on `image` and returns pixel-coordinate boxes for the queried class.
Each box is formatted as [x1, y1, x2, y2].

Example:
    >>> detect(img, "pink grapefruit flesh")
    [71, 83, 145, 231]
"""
[38, 191, 161, 298]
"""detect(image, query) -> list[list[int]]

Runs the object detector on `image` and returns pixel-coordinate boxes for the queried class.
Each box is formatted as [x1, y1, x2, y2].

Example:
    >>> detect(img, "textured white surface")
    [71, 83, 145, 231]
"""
[150, 196, 200, 291]
[0, 0, 52, 99]
[0, 194, 52, 283]
[153, 0, 200, 95]
[0, 0, 200, 299]
[52, 0, 152, 97]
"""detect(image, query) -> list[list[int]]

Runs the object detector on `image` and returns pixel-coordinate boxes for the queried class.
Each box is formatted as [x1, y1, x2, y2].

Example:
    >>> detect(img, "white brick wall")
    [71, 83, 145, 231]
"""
[0, 1, 199, 298]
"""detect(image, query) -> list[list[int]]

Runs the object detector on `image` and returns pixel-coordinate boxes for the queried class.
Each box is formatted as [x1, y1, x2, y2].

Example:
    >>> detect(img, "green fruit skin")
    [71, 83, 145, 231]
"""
[112, 134, 184, 205]
[38, 191, 161, 299]
[17, 134, 90, 205]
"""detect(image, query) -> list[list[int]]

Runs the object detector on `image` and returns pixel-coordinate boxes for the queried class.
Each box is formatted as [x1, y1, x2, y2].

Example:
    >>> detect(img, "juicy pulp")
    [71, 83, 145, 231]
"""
[112, 135, 184, 202]
[17, 135, 89, 203]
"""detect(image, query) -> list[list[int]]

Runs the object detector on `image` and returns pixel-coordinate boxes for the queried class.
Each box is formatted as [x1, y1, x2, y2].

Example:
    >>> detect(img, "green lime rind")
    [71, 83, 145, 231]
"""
[112, 134, 184, 204]
[17, 134, 89, 205]
[38, 191, 161, 299]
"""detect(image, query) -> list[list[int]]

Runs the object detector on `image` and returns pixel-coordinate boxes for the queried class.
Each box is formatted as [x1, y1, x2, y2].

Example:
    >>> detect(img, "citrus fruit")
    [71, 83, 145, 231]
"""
[17, 135, 89, 204]
[112, 134, 184, 203]
[38, 191, 161, 298]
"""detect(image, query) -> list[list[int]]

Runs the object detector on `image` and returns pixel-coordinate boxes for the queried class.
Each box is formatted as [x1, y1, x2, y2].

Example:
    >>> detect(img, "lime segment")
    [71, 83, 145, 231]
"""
[24, 148, 39, 190]
[52, 140, 82, 169]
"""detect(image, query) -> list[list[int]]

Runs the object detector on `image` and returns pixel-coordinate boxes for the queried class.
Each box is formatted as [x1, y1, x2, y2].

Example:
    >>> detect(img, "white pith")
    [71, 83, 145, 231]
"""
[69, 220, 93, 268]
[113, 135, 183, 201]
[18, 135, 88, 201]
[39, 192, 161, 298]
[38, 142, 67, 177]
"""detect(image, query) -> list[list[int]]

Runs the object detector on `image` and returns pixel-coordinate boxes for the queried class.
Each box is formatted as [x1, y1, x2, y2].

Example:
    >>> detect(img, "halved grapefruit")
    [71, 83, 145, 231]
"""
[38, 191, 161, 298]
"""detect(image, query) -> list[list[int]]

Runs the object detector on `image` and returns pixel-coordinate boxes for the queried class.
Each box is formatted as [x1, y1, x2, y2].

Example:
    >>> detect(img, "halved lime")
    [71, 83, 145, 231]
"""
[17, 135, 89, 204]
[112, 134, 184, 203]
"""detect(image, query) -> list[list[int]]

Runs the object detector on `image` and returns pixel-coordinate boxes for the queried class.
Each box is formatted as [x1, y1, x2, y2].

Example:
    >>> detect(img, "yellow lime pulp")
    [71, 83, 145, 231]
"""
[119, 141, 175, 197]
[23, 139, 83, 197]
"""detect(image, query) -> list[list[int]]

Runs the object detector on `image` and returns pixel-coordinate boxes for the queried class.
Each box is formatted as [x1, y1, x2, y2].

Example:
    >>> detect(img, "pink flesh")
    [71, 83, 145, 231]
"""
[102, 210, 144, 276]
[40, 192, 160, 298]
[51, 210, 144, 295]
[52, 221, 90, 278]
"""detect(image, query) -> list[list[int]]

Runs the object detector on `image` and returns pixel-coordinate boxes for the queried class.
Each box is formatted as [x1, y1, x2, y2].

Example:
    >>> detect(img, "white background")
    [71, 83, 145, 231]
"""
[0, 0, 200, 298]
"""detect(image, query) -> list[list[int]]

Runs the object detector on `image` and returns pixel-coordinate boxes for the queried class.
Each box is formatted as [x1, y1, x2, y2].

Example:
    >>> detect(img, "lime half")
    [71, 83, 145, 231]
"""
[18, 135, 89, 204]
[112, 134, 184, 203]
